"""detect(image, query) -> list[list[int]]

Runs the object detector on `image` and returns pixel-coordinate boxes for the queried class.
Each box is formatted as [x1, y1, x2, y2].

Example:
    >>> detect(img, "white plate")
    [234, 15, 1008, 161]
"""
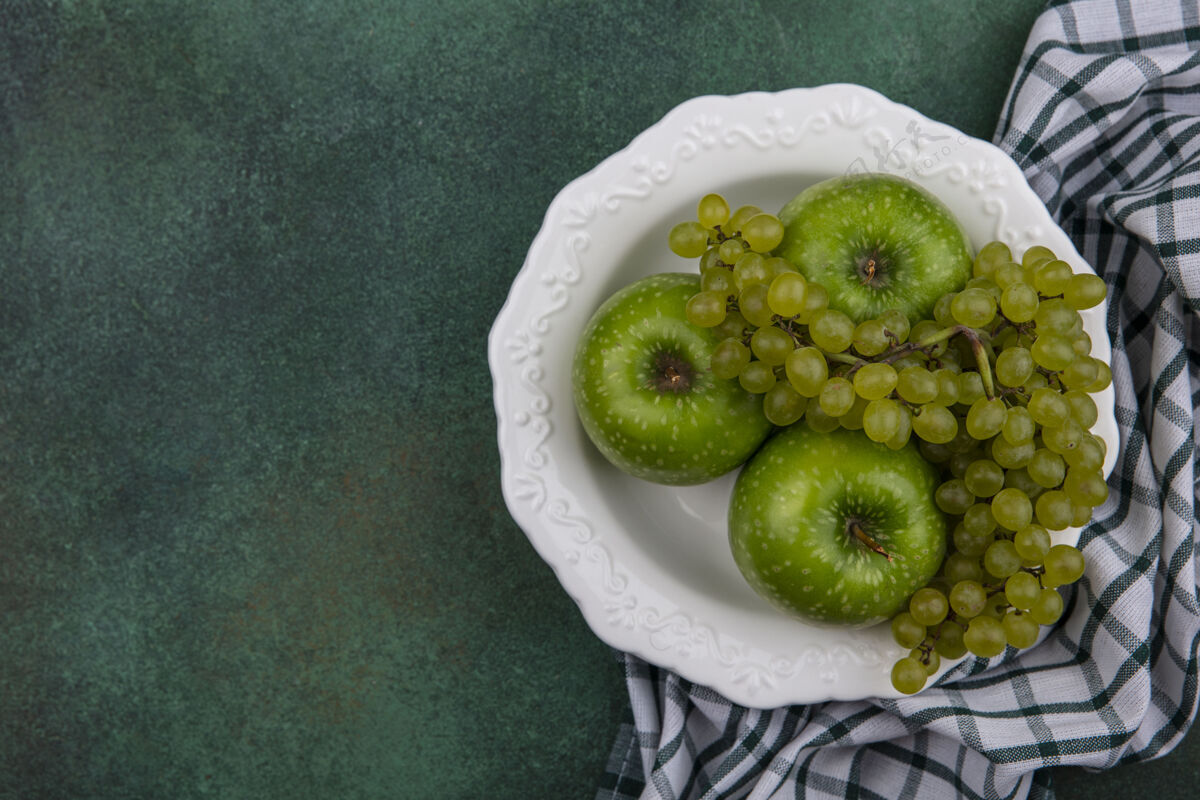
[489, 84, 1117, 708]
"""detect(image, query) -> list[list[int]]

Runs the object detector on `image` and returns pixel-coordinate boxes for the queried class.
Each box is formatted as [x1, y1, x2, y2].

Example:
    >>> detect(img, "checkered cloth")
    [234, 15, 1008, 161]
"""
[597, 2, 1200, 798]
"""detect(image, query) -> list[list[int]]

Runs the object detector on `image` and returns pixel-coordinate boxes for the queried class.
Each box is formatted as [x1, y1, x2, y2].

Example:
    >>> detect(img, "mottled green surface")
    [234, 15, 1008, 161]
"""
[0, 1, 1195, 798]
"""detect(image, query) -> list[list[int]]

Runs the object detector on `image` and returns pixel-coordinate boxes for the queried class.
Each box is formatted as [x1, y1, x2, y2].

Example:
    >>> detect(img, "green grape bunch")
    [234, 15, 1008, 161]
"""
[667, 192, 1111, 696]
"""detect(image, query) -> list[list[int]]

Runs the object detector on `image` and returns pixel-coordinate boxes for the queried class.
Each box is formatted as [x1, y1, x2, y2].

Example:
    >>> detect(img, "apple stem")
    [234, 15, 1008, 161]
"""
[847, 520, 892, 561]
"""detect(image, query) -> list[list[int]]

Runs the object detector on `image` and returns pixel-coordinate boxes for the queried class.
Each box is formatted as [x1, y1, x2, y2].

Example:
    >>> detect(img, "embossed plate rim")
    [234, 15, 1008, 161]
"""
[489, 84, 1117, 707]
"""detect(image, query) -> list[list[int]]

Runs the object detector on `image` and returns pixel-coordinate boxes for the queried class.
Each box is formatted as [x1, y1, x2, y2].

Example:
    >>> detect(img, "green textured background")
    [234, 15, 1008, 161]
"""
[1, 1, 1196, 797]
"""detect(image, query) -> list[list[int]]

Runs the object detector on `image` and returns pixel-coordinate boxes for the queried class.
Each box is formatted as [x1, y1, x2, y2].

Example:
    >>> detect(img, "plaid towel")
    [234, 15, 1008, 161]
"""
[597, 3, 1200, 798]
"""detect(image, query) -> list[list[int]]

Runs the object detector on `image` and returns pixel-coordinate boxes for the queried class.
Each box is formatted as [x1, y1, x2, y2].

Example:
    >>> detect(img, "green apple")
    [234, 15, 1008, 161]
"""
[776, 174, 973, 322]
[729, 425, 947, 627]
[572, 272, 772, 485]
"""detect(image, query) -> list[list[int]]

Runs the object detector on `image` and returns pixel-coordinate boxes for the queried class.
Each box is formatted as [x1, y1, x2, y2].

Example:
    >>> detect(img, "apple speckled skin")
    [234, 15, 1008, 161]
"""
[572, 273, 773, 485]
[777, 174, 974, 323]
[729, 425, 947, 627]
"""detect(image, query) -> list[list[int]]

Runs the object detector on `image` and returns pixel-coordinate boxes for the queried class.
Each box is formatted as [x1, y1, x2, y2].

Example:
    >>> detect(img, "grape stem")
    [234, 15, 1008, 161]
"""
[914, 325, 997, 400]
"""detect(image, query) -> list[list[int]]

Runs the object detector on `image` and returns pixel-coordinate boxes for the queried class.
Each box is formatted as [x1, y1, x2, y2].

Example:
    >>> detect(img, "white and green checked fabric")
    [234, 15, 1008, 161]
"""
[597, 2, 1200, 798]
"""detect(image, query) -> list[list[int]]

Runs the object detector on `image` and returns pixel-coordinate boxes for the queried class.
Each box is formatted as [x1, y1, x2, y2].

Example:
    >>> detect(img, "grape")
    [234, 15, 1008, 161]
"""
[786, 347, 828, 397]
[1023, 371, 1048, 394]
[951, 287, 997, 328]
[935, 621, 968, 659]
[1085, 361, 1112, 393]
[984, 539, 1021, 579]
[1064, 467, 1109, 506]
[910, 587, 949, 626]
[1070, 330, 1093, 357]
[726, 205, 763, 234]
[798, 282, 830, 322]
[854, 362, 898, 400]
[919, 440, 953, 464]
[738, 360, 776, 394]
[1034, 299, 1081, 334]
[1064, 390, 1099, 428]
[818, 377, 855, 417]
[733, 252, 770, 290]
[1033, 259, 1072, 295]
[1042, 420, 1084, 455]
[913, 404, 958, 444]
[982, 591, 1010, 619]
[718, 238, 745, 264]
[963, 616, 1007, 658]
[1002, 408, 1036, 445]
[743, 214, 785, 253]
[739, 283, 773, 328]
[1061, 358, 1100, 391]
[764, 256, 797, 280]
[1034, 489, 1073, 530]
[910, 320, 940, 346]
[1000, 283, 1039, 323]
[685, 291, 727, 327]
[885, 404, 914, 450]
[949, 579, 987, 617]
[957, 372, 985, 406]
[1030, 588, 1064, 625]
[809, 308, 854, 353]
[710, 339, 751, 379]
[933, 293, 956, 327]
[1004, 467, 1044, 501]
[804, 400, 841, 433]
[767, 272, 807, 317]
[962, 459, 1004, 498]
[891, 657, 927, 695]
[991, 488, 1034, 531]
[1027, 449, 1066, 488]
[1004, 571, 1041, 610]
[966, 397, 1006, 440]
[668, 221, 709, 258]
[916, 647, 941, 676]
[1064, 273, 1107, 310]
[1071, 501, 1094, 527]
[1064, 434, 1105, 471]
[932, 369, 961, 407]
[1031, 333, 1076, 371]
[992, 436, 1036, 470]
[944, 553, 986, 585]
[1014, 524, 1051, 562]
[897, 366, 939, 404]
[892, 612, 927, 649]
[863, 398, 903, 443]
[1003, 610, 1041, 649]
[1028, 387, 1070, 427]
[995, 347, 1035, 387]
[715, 309, 749, 341]
[750, 325, 794, 366]
[1043, 543, 1086, 587]
[697, 193, 730, 229]
[699, 247, 721, 273]
[935, 478, 974, 515]
[879, 309, 910, 343]
[1022, 246, 1057, 270]
[701, 267, 736, 296]
[993, 262, 1026, 290]
[974, 241, 1012, 278]
[763, 382, 807, 426]
[954, 523, 994, 557]
[962, 502, 997, 535]
[838, 395, 868, 431]
[852, 319, 889, 356]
